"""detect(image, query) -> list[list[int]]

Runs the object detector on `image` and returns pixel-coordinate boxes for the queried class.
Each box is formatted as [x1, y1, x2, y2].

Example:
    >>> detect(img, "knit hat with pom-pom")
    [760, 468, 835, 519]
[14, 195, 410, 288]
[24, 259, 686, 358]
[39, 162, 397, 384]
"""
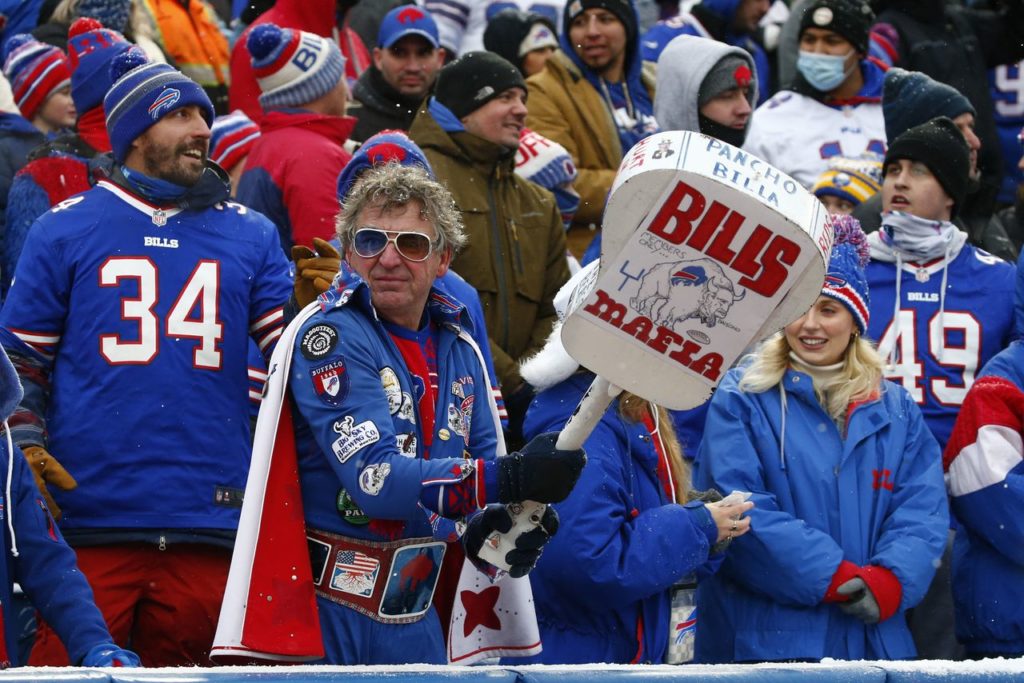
[67, 17, 132, 114]
[2, 33, 71, 120]
[103, 47, 214, 163]
[821, 213, 870, 334]
[247, 23, 346, 110]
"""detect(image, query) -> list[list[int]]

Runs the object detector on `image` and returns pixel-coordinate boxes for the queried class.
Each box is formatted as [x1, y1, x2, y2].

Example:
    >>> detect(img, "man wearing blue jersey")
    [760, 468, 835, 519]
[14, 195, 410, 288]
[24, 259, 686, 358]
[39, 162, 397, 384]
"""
[288, 162, 584, 664]
[866, 116, 1015, 452]
[0, 48, 292, 666]
[865, 116, 1015, 661]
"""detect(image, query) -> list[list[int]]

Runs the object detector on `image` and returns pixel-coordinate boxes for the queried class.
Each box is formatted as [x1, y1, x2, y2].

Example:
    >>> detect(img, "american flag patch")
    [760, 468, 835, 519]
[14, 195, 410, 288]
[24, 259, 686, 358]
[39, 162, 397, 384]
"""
[330, 549, 380, 598]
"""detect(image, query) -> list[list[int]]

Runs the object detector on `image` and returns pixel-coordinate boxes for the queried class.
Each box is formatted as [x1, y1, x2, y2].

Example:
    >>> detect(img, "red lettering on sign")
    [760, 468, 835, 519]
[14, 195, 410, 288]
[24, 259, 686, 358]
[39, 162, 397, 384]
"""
[645, 181, 804, 298]
[581, 289, 725, 381]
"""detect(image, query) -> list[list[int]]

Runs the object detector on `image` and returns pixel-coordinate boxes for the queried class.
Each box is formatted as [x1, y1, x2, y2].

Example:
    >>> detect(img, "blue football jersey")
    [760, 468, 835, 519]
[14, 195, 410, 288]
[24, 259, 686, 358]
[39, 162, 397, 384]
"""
[866, 246, 1015, 451]
[0, 180, 292, 531]
[989, 60, 1024, 204]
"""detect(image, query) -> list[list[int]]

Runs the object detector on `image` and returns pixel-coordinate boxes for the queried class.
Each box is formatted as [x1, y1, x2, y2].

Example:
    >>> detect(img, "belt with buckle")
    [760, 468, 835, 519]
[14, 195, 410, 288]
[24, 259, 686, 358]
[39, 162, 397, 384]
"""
[307, 527, 446, 624]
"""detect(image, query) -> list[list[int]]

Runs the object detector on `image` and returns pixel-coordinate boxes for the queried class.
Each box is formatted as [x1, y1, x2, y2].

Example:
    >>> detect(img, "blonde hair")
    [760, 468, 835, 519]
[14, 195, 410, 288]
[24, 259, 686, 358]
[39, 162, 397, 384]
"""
[618, 392, 691, 502]
[739, 332, 884, 421]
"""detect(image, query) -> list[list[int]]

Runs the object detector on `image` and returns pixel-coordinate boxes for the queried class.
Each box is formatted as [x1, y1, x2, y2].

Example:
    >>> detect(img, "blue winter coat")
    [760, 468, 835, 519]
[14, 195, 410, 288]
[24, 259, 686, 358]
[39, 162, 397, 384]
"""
[290, 277, 501, 542]
[0, 441, 112, 665]
[519, 372, 718, 664]
[694, 365, 948, 662]
[944, 341, 1024, 655]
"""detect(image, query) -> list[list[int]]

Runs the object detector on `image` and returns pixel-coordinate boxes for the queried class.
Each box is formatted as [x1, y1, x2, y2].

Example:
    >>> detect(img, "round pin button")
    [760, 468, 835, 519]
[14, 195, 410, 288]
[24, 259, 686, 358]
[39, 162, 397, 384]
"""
[439, 429, 451, 441]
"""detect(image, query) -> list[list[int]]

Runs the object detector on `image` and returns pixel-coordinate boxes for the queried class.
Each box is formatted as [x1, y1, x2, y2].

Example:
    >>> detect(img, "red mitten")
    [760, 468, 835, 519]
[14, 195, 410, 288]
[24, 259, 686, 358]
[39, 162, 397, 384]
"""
[823, 560, 860, 603]
[858, 564, 903, 622]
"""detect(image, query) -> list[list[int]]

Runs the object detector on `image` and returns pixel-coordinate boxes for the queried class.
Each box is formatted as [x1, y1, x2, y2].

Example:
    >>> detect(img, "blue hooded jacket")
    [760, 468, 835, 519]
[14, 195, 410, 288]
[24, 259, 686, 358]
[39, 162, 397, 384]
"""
[694, 364, 948, 662]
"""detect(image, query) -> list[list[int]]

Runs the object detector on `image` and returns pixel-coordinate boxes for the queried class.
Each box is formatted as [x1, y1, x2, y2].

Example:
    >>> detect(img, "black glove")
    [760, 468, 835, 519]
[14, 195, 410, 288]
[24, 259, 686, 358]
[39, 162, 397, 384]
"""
[463, 503, 560, 578]
[496, 432, 585, 504]
[836, 577, 881, 624]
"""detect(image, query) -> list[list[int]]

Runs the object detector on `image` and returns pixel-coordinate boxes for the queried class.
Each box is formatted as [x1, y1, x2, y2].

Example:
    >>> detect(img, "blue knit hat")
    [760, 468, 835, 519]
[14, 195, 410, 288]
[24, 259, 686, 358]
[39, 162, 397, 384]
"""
[247, 23, 346, 111]
[2, 33, 71, 120]
[210, 109, 260, 171]
[821, 214, 870, 335]
[882, 68, 975, 142]
[103, 47, 215, 163]
[67, 17, 131, 114]
[336, 129, 433, 201]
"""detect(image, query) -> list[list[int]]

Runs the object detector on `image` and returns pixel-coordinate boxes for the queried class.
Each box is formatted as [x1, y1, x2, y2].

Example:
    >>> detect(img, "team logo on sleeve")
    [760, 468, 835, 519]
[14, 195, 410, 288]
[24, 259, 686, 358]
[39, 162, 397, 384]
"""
[301, 324, 339, 359]
[380, 367, 402, 413]
[331, 415, 380, 463]
[311, 358, 349, 406]
[359, 463, 391, 496]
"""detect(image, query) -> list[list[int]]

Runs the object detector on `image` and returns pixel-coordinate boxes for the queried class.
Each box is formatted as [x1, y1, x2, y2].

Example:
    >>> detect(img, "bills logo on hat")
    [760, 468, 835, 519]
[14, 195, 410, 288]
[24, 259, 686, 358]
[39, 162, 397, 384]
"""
[148, 87, 181, 119]
[398, 6, 425, 23]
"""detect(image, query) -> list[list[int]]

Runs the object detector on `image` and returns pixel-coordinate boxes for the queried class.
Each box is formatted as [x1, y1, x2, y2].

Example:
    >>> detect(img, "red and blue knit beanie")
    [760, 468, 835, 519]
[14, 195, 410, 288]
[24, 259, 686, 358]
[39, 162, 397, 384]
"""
[210, 109, 261, 171]
[67, 17, 132, 114]
[2, 34, 71, 120]
[103, 48, 214, 163]
[821, 214, 870, 335]
[247, 23, 346, 111]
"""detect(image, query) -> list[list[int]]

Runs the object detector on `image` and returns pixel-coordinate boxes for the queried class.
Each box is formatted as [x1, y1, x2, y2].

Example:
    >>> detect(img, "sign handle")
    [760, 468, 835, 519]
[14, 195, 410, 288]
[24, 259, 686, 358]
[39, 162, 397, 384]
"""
[478, 376, 622, 571]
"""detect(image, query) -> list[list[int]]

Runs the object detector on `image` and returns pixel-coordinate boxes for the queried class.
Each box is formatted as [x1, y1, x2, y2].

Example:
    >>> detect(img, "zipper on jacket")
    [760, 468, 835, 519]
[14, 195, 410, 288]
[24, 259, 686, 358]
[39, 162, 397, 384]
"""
[158, 535, 167, 551]
[487, 180, 511, 349]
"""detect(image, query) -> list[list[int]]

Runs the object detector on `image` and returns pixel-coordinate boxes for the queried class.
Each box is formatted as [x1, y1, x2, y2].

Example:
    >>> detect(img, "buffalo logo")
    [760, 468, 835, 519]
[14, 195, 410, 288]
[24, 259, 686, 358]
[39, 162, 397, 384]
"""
[148, 88, 181, 119]
[398, 6, 425, 22]
[824, 274, 847, 289]
[732, 63, 752, 88]
[632, 258, 745, 329]
[365, 141, 407, 166]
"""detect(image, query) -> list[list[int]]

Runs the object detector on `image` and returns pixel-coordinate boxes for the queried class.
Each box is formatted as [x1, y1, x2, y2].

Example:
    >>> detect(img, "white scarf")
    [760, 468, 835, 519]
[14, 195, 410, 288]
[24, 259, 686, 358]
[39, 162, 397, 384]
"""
[870, 210, 965, 263]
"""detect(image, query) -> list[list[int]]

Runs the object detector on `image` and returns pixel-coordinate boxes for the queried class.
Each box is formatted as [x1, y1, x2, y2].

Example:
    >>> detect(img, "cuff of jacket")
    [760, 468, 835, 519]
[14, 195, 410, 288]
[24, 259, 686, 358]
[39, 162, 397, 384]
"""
[859, 564, 903, 622]
[683, 501, 719, 550]
[823, 560, 860, 603]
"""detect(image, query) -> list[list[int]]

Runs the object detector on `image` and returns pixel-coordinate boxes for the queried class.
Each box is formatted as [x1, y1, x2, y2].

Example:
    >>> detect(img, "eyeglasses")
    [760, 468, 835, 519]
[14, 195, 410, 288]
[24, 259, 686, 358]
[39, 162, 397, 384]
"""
[352, 228, 436, 262]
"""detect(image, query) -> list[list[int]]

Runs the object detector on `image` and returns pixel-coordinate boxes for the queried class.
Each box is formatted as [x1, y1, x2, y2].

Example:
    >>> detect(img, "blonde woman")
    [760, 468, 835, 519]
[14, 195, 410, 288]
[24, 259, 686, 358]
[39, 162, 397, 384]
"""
[694, 215, 949, 663]
[514, 265, 753, 664]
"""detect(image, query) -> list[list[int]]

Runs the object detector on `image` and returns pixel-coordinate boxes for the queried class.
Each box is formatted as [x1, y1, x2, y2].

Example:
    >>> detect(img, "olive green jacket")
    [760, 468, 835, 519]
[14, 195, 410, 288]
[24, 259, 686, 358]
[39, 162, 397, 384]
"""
[409, 107, 570, 391]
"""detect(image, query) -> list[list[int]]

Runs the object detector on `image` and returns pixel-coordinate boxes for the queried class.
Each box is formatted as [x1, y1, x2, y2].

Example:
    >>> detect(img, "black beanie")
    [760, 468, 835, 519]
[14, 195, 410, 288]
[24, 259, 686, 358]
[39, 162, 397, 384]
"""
[883, 116, 970, 218]
[434, 51, 527, 119]
[882, 67, 975, 141]
[483, 9, 557, 76]
[799, 0, 875, 54]
[563, 0, 638, 46]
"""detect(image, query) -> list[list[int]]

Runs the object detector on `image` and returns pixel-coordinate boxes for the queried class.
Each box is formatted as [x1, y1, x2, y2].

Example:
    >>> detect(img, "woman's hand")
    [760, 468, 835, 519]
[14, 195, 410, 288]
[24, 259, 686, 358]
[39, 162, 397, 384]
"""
[705, 499, 755, 543]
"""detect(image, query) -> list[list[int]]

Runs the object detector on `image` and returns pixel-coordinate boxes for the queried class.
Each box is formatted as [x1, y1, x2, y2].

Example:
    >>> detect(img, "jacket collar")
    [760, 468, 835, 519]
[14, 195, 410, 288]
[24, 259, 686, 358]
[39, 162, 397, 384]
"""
[95, 154, 232, 211]
[258, 109, 356, 145]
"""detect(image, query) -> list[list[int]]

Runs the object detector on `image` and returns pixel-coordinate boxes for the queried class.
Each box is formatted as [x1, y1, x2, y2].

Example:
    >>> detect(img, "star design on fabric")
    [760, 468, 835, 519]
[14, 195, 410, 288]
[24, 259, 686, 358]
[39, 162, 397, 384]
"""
[461, 585, 501, 637]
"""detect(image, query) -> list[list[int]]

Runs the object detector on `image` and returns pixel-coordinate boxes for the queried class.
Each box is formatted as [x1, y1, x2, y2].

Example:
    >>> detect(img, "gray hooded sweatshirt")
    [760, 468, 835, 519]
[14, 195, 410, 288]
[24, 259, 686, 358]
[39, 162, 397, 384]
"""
[653, 34, 758, 137]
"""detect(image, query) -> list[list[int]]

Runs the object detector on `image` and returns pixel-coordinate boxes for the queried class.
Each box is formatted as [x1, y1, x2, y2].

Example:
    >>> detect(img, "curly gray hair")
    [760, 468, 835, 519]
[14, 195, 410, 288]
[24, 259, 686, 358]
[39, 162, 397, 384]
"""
[336, 163, 467, 255]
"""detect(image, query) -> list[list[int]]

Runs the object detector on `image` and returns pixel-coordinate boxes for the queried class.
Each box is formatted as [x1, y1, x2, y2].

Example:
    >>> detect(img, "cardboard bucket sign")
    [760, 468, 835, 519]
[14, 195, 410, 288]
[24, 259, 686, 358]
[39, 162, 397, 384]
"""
[563, 131, 832, 411]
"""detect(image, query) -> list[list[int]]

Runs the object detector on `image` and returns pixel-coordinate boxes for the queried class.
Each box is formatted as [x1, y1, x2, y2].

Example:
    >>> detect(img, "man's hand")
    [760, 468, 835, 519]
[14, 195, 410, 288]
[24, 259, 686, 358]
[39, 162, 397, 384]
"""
[22, 446, 76, 520]
[463, 503, 560, 578]
[496, 432, 585, 504]
[291, 237, 341, 308]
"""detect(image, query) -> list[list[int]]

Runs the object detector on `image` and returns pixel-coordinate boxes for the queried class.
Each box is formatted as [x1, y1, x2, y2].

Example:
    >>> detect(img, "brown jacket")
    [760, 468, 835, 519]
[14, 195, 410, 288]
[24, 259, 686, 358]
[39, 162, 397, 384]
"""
[526, 50, 656, 238]
[409, 107, 570, 391]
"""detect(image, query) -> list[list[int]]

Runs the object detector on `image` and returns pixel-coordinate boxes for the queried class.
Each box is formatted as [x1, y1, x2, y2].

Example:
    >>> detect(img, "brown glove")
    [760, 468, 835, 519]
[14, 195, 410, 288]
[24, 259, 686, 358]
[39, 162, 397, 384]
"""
[291, 237, 341, 308]
[22, 445, 77, 520]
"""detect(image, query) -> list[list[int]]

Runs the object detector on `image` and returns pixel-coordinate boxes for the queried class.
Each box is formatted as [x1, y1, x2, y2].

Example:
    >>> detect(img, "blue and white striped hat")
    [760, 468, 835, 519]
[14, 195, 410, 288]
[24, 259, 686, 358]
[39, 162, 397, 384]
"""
[247, 23, 346, 111]
[103, 47, 214, 163]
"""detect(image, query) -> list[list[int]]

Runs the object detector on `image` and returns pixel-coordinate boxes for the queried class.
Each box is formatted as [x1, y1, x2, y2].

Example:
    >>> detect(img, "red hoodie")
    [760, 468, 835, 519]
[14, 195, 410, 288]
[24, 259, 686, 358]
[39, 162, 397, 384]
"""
[228, 0, 371, 121]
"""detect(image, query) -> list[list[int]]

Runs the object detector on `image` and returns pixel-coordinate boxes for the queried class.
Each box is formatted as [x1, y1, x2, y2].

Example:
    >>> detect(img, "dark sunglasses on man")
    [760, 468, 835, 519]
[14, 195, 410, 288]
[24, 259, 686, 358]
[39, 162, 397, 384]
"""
[352, 228, 436, 262]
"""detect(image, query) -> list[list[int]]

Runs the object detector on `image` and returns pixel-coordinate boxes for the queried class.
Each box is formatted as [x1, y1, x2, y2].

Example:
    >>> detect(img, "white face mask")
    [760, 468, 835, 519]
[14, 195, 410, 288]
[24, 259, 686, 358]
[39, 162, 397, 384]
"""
[796, 49, 855, 92]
